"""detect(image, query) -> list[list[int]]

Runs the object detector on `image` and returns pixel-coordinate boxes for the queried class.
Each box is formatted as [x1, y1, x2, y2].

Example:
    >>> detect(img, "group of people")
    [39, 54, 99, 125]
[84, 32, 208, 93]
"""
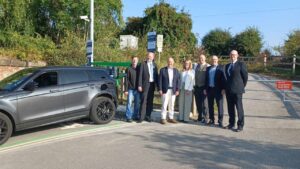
[124, 50, 248, 132]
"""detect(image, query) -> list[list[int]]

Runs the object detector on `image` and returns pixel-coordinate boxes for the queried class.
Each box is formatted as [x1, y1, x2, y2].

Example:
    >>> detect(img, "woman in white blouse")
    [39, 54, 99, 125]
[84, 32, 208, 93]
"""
[179, 60, 195, 123]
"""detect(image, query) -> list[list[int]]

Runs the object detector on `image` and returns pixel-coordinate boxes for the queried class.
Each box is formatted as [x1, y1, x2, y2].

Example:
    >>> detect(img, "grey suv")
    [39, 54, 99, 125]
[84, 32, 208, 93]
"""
[0, 67, 117, 145]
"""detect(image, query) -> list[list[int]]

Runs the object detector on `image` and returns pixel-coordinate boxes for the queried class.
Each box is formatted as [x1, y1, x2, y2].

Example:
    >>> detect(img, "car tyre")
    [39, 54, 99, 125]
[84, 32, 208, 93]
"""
[90, 97, 115, 124]
[0, 112, 13, 145]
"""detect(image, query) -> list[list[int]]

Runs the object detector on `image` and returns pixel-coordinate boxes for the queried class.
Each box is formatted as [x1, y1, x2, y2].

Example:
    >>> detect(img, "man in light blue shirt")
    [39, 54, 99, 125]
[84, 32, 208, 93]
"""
[205, 55, 226, 127]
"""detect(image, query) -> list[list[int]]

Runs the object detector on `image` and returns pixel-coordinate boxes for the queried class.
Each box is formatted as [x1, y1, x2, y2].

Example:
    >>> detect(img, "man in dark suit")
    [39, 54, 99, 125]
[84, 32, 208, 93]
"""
[205, 55, 226, 127]
[224, 50, 248, 132]
[138, 52, 159, 122]
[158, 57, 180, 124]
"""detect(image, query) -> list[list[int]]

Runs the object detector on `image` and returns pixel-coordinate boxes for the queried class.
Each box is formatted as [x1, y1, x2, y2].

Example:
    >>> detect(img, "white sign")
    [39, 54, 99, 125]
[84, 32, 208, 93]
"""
[157, 35, 163, 52]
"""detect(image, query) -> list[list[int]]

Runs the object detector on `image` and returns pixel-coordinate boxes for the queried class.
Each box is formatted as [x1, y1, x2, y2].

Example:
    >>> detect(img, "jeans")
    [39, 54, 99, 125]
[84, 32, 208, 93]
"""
[126, 89, 140, 120]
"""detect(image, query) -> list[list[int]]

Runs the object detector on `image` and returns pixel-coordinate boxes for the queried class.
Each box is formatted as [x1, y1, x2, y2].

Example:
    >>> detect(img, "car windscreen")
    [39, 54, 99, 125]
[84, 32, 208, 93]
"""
[0, 68, 38, 91]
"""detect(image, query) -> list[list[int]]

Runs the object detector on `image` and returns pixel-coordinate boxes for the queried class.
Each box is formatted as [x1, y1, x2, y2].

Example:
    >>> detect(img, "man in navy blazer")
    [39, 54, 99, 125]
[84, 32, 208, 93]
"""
[158, 57, 180, 124]
[224, 50, 248, 132]
[205, 55, 226, 127]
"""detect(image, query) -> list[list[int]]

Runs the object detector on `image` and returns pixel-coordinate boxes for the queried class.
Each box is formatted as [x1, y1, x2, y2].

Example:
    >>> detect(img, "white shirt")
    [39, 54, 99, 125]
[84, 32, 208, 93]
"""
[181, 70, 195, 91]
[168, 68, 173, 87]
[147, 61, 154, 82]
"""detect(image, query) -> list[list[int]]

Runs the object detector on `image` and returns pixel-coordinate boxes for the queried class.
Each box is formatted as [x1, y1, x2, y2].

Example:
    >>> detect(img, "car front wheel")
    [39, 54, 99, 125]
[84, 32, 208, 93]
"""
[90, 97, 115, 124]
[0, 112, 13, 145]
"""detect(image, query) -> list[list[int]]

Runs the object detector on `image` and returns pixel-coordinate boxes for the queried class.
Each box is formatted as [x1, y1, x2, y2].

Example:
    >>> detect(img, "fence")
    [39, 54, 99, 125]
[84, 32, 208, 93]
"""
[218, 55, 300, 77]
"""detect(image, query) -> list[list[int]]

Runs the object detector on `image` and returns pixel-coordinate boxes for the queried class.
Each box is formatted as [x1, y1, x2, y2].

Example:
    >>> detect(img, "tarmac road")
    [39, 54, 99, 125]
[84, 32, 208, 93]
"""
[0, 73, 299, 169]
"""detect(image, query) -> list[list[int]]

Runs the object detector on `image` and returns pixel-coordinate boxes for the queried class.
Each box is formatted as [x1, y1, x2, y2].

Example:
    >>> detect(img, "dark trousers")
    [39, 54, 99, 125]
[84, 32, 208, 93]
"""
[226, 92, 245, 128]
[139, 82, 155, 121]
[207, 87, 224, 124]
[194, 86, 208, 121]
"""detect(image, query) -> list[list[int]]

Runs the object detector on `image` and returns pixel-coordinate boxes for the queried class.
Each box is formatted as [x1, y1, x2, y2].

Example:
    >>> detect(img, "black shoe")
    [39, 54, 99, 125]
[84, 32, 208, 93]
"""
[236, 126, 243, 132]
[126, 119, 133, 123]
[136, 119, 143, 123]
[207, 120, 215, 126]
[145, 116, 152, 122]
[223, 125, 234, 129]
[200, 119, 206, 124]
[218, 123, 224, 128]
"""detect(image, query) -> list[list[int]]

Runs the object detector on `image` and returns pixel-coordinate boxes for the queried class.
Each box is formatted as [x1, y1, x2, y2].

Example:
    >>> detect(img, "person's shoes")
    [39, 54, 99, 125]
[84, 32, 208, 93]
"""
[236, 126, 243, 132]
[167, 119, 178, 123]
[218, 123, 224, 128]
[160, 119, 167, 125]
[145, 116, 152, 122]
[182, 121, 189, 123]
[200, 119, 207, 124]
[126, 119, 133, 123]
[223, 125, 234, 129]
[136, 119, 143, 123]
[207, 120, 215, 126]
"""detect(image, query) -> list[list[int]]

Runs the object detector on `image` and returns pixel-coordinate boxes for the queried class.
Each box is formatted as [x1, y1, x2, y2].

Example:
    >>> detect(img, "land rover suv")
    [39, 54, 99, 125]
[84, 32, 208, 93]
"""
[0, 67, 117, 145]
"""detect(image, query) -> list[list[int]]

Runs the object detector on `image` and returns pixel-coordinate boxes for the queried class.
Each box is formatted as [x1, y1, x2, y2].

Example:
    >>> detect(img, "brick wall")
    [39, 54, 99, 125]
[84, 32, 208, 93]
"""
[0, 66, 24, 80]
[0, 57, 46, 80]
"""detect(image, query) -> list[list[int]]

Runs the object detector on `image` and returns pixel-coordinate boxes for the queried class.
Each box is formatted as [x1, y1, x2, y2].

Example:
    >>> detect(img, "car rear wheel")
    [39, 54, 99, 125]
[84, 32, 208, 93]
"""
[90, 97, 115, 124]
[0, 112, 13, 145]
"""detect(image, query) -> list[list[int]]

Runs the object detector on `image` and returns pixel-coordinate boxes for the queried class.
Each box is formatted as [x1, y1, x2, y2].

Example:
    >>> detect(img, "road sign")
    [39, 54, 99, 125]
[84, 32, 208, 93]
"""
[276, 81, 293, 90]
[147, 32, 156, 52]
[157, 35, 163, 52]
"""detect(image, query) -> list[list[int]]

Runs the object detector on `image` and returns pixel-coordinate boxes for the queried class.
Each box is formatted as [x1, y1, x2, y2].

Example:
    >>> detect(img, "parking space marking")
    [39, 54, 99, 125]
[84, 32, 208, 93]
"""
[0, 121, 136, 153]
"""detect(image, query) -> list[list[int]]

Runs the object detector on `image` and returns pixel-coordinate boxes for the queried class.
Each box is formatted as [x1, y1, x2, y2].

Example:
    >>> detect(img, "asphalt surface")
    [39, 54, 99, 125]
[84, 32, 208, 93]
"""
[0, 73, 299, 169]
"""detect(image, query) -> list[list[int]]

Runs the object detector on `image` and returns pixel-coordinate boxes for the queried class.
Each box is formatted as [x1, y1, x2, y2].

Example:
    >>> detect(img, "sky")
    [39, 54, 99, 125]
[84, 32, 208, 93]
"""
[122, 0, 300, 50]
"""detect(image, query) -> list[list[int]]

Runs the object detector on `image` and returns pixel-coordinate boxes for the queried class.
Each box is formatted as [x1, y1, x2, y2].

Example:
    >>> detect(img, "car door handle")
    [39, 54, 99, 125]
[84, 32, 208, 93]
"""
[50, 89, 60, 93]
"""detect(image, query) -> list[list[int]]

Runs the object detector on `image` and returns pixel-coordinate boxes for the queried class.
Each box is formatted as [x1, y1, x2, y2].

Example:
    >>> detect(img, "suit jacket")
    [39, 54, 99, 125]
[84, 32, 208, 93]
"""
[205, 65, 226, 92]
[159, 67, 181, 94]
[224, 60, 248, 94]
[138, 60, 159, 89]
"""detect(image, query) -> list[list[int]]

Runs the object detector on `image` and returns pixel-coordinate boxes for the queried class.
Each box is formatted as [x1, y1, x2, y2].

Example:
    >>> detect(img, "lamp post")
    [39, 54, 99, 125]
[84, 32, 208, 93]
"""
[80, 15, 89, 41]
[79, 0, 94, 66]
[90, 0, 94, 66]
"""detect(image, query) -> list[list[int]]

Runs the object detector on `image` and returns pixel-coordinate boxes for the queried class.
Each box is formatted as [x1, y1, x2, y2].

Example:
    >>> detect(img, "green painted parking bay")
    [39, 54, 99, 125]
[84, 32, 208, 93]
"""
[0, 120, 131, 152]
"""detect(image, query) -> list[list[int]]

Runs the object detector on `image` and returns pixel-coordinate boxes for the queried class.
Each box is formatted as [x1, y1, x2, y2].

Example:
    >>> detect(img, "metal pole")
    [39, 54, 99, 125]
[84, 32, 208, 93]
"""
[293, 54, 296, 75]
[158, 52, 161, 64]
[90, 0, 94, 66]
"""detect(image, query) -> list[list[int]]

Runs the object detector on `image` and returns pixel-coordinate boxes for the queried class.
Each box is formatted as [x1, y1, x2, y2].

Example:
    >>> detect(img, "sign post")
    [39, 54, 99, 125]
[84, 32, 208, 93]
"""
[157, 34, 163, 63]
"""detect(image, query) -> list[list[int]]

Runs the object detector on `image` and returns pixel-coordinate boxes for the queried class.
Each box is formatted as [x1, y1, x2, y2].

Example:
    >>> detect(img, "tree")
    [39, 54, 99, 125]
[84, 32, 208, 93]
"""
[231, 27, 263, 56]
[0, 0, 35, 35]
[201, 28, 232, 56]
[284, 30, 300, 56]
[122, 2, 197, 50]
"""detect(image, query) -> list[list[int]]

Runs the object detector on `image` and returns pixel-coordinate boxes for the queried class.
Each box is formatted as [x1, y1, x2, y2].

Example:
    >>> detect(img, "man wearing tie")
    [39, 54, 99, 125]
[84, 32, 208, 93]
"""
[224, 50, 248, 132]
[138, 52, 159, 122]
[205, 55, 226, 127]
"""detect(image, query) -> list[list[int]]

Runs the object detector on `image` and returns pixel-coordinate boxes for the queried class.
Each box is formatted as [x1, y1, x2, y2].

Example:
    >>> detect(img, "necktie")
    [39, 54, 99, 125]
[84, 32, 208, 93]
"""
[228, 63, 234, 76]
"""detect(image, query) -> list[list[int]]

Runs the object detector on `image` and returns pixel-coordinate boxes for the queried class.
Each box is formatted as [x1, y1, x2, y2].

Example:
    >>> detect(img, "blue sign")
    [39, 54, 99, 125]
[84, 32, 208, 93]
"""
[147, 32, 156, 52]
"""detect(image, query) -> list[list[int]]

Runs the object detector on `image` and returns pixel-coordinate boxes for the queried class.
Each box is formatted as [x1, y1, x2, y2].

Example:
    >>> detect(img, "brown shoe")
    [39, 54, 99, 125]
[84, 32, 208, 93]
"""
[160, 119, 167, 125]
[168, 119, 178, 123]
